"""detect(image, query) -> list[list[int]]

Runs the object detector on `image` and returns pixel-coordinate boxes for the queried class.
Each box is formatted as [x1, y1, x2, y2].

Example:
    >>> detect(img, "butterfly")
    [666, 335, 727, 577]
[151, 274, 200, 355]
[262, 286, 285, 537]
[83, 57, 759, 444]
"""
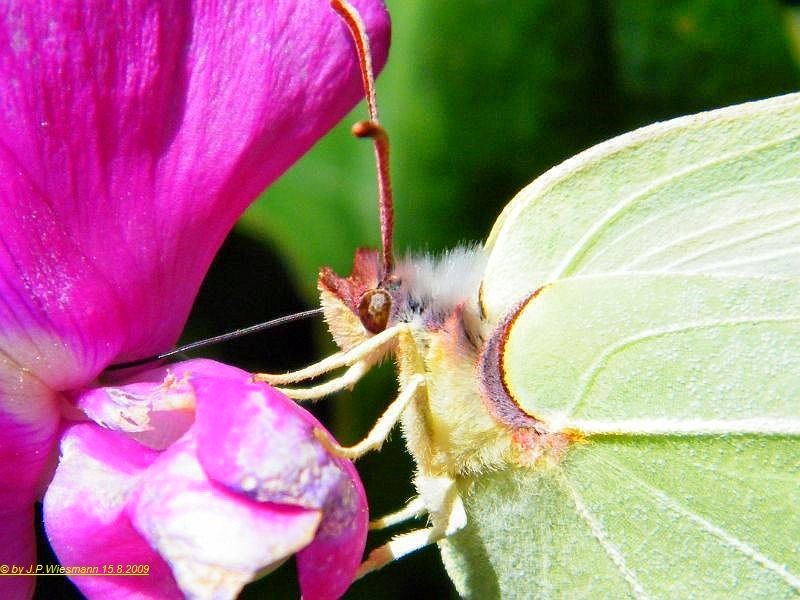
[257, 1, 800, 596]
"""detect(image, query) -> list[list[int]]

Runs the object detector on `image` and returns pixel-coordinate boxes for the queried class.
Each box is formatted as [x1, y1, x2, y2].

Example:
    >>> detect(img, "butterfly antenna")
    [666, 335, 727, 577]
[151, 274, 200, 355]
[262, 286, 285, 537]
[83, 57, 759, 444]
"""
[105, 308, 324, 371]
[331, 0, 395, 276]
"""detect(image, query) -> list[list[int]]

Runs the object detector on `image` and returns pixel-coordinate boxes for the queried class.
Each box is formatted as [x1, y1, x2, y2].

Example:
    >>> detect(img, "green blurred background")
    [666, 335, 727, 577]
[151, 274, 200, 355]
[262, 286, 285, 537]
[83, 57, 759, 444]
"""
[37, 0, 800, 598]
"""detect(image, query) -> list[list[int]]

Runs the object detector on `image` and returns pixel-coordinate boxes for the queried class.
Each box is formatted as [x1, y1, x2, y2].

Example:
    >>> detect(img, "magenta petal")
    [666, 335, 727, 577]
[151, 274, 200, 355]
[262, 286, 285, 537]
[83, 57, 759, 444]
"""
[72, 369, 196, 450]
[86, 358, 249, 448]
[296, 456, 368, 600]
[43, 424, 180, 599]
[193, 368, 345, 509]
[0, 0, 390, 381]
[188, 363, 370, 599]
[72, 358, 266, 450]
[0, 375, 59, 600]
[0, 375, 60, 496]
[130, 435, 321, 598]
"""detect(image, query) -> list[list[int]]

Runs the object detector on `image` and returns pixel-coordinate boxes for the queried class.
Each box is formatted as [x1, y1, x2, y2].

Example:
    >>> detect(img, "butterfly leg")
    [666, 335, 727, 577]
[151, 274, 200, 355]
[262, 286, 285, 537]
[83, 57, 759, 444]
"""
[357, 526, 445, 579]
[369, 496, 427, 530]
[314, 374, 425, 460]
[277, 360, 369, 401]
[357, 475, 466, 577]
[253, 325, 402, 385]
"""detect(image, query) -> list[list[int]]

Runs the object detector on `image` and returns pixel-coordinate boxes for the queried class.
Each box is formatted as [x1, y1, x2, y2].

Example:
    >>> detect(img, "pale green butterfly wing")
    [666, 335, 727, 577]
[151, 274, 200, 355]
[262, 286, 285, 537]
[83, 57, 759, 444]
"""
[504, 273, 798, 430]
[443, 437, 798, 598]
[441, 94, 800, 598]
[480, 92, 800, 321]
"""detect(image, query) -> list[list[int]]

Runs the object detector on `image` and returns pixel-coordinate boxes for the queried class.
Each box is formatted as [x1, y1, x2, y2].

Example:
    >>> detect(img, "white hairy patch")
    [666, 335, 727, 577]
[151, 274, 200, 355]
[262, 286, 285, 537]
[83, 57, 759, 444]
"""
[393, 244, 487, 326]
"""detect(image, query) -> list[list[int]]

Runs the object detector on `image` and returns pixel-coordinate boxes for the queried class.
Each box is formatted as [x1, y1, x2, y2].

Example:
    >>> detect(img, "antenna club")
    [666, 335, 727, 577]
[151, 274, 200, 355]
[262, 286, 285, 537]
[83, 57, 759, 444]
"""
[352, 120, 387, 141]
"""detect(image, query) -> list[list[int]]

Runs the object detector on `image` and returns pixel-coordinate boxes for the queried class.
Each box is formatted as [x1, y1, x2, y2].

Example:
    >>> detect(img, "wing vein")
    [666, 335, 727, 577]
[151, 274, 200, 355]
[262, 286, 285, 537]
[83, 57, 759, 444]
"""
[548, 133, 800, 281]
[559, 472, 651, 599]
[664, 214, 800, 270]
[628, 207, 800, 271]
[590, 178, 800, 271]
[594, 454, 800, 591]
[694, 245, 800, 272]
[560, 316, 799, 425]
[564, 417, 800, 437]
[689, 460, 798, 484]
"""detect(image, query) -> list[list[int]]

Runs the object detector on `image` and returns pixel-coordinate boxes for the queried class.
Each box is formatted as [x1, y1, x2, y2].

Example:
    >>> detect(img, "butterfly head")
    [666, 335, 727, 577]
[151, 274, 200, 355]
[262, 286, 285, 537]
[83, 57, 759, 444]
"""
[318, 247, 402, 350]
[320, 1, 400, 350]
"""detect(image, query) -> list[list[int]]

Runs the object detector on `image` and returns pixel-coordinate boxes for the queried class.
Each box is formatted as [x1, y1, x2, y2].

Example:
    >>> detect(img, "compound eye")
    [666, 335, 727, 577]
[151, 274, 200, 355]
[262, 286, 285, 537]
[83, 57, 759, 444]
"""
[358, 289, 392, 333]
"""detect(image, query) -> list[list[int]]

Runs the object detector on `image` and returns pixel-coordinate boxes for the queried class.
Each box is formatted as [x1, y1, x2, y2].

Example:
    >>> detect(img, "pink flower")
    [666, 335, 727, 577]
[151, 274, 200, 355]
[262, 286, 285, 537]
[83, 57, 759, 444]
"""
[46, 360, 368, 599]
[0, 0, 389, 598]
